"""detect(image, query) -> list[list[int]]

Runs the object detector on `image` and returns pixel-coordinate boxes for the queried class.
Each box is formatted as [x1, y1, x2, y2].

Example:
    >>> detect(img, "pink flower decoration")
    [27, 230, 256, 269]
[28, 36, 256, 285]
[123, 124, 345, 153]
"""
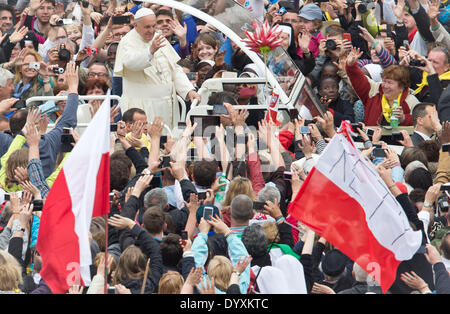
[242, 20, 283, 56]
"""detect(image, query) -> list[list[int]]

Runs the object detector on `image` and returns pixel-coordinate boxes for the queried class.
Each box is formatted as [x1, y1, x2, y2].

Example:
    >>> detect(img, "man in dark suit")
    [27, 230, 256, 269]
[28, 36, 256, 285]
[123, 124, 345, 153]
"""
[410, 103, 442, 146]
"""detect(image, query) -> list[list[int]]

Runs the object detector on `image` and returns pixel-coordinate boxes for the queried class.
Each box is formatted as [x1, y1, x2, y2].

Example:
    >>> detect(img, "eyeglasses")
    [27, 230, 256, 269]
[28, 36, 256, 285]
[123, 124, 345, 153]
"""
[284, 19, 299, 24]
[88, 72, 108, 78]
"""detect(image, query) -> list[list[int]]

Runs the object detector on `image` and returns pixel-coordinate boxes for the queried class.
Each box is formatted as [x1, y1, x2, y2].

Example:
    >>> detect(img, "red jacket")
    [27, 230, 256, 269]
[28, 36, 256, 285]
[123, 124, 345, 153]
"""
[346, 62, 418, 126]
[247, 151, 265, 195]
[278, 130, 295, 159]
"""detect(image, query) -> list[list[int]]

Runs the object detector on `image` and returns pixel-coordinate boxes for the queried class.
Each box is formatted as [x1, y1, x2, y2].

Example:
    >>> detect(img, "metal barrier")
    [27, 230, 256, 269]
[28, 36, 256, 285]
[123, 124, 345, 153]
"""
[185, 77, 295, 122]
[25, 95, 122, 106]
[29, 95, 174, 136]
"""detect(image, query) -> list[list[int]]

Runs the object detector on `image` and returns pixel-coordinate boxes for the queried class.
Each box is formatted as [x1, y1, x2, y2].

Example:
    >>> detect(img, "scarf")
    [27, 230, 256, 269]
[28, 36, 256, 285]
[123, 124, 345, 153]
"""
[414, 70, 450, 95]
[13, 81, 32, 99]
[381, 93, 402, 123]
[408, 28, 417, 43]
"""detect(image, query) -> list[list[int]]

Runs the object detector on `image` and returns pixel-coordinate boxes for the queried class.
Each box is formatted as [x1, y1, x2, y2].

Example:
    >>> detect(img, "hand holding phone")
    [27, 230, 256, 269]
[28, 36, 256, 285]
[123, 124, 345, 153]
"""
[253, 201, 266, 211]
[203, 205, 214, 221]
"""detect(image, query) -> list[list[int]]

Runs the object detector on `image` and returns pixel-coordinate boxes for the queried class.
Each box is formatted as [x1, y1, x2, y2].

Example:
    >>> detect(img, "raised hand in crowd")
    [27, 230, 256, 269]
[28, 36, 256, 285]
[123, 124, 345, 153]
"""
[9, 25, 28, 45]
[150, 33, 167, 55]
[315, 111, 335, 138]
[263, 199, 283, 221]
[108, 214, 136, 230]
[21, 180, 42, 200]
[311, 282, 336, 294]
[397, 130, 414, 147]
[181, 267, 203, 294]
[207, 215, 230, 235]
[131, 173, 153, 198]
[400, 271, 431, 293]
[65, 61, 79, 95]
[67, 285, 84, 294]
[298, 134, 316, 159]
[346, 46, 363, 67]
[438, 121, 450, 144]
[0, 98, 20, 115]
[197, 276, 216, 295]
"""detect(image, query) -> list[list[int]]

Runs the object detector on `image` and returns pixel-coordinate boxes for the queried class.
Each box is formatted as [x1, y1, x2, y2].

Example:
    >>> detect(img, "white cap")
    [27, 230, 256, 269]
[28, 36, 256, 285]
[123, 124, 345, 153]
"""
[134, 8, 155, 21]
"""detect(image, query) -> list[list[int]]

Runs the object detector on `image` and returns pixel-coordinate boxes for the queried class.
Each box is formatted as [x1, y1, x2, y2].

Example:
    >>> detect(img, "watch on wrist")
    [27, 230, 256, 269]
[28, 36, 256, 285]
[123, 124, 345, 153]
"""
[142, 168, 151, 175]
[17, 227, 26, 233]
[423, 202, 432, 208]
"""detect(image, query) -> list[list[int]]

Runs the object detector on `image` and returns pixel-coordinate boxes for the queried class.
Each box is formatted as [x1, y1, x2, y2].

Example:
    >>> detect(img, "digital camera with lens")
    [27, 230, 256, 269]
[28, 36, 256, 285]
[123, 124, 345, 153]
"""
[438, 195, 449, 212]
[325, 39, 337, 50]
[58, 43, 71, 62]
[409, 59, 426, 67]
[53, 67, 65, 74]
[357, 0, 375, 14]
[87, 47, 99, 55]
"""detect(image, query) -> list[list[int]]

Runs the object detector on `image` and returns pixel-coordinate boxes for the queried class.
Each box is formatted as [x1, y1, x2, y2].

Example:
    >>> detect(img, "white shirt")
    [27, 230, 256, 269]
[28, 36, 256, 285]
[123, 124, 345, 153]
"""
[414, 130, 432, 141]
[442, 257, 450, 271]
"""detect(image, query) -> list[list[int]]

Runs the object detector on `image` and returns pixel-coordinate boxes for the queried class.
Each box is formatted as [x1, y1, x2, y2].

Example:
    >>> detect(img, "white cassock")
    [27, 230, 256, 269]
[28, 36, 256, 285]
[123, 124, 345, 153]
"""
[114, 29, 193, 128]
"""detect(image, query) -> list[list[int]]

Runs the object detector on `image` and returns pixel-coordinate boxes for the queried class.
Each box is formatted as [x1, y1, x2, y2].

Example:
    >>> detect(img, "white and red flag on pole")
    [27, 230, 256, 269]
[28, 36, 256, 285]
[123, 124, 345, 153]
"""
[288, 122, 422, 293]
[37, 93, 111, 294]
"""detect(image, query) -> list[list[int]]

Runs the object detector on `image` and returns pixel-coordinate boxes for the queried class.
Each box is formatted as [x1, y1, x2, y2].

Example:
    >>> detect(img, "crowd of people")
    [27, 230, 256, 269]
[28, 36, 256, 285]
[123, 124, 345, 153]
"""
[0, 0, 449, 295]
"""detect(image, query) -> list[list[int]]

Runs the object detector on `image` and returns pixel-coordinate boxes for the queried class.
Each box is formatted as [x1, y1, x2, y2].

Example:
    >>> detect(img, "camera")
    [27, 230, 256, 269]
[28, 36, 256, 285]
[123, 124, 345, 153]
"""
[110, 123, 117, 132]
[198, 192, 207, 200]
[443, 143, 450, 152]
[160, 155, 171, 169]
[61, 128, 75, 152]
[357, 0, 375, 14]
[32, 199, 43, 211]
[372, 148, 387, 158]
[87, 47, 99, 55]
[112, 15, 131, 25]
[253, 201, 266, 211]
[81, 0, 89, 8]
[277, 7, 287, 16]
[160, 135, 167, 149]
[325, 39, 337, 50]
[392, 132, 404, 141]
[350, 123, 361, 130]
[58, 44, 71, 62]
[409, 59, 426, 67]
[53, 67, 65, 74]
[55, 18, 72, 26]
[437, 195, 449, 212]
[29, 62, 40, 70]
[12, 99, 26, 109]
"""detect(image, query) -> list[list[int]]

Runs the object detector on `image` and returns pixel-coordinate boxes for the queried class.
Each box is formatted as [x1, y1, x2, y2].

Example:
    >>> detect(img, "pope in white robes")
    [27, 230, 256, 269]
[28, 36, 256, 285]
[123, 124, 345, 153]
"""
[114, 8, 200, 129]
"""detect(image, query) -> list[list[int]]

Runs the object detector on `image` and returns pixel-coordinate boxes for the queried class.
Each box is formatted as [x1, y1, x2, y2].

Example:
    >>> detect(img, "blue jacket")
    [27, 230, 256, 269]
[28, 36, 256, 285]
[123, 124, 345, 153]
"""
[192, 232, 250, 294]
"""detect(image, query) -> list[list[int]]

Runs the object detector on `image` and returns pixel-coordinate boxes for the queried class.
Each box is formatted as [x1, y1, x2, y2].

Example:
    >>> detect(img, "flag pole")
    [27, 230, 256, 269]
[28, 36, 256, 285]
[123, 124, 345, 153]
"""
[104, 213, 109, 294]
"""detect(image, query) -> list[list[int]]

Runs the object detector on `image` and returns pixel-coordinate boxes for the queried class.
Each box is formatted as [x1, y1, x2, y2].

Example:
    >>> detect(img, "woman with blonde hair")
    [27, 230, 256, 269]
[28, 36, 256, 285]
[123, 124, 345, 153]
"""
[221, 176, 256, 227]
[158, 271, 184, 294]
[0, 264, 24, 294]
[13, 48, 54, 108]
[0, 251, 23, 294]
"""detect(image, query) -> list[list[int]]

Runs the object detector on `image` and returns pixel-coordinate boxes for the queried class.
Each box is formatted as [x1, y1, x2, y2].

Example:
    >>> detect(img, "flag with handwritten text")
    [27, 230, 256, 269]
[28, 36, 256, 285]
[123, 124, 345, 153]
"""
[289, 126, 422, 293]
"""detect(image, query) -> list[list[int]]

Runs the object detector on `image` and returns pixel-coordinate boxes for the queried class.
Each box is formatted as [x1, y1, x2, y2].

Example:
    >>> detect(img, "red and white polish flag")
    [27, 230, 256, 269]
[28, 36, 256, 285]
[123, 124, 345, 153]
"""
[289, 124, 422, 293]
[37, 93, 111, 294]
